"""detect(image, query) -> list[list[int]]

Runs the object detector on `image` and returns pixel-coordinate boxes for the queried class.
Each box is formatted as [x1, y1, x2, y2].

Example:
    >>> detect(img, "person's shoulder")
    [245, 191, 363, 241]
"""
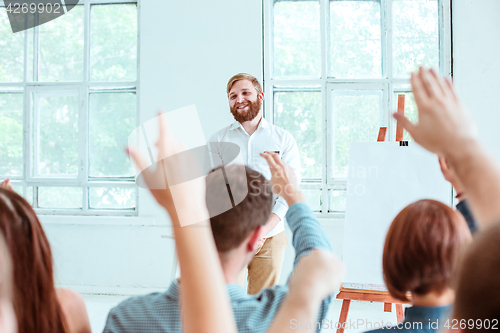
[56, 288, 91, 333]
[230, 285, 289, 328]
[104, 292, 177, 331]
[110, 291, 171, 315]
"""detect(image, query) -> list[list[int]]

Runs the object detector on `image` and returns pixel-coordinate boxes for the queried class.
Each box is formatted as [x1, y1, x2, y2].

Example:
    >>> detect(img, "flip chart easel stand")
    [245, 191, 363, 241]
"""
[335, 94, 409, 333]
[336, 286, 410, 333]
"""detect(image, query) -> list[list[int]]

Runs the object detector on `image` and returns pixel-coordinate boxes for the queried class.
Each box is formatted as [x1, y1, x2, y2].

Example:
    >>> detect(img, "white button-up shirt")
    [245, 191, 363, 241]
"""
[208, 117, 301, 238]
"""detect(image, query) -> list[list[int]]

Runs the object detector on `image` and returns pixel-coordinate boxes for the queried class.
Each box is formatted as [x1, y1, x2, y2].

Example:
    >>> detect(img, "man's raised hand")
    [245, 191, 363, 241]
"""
[260, 152, 304, 205]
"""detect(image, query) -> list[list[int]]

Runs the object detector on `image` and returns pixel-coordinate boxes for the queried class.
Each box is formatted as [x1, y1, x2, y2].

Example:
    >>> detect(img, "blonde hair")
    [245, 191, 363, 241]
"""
[226, 73, 263, 95]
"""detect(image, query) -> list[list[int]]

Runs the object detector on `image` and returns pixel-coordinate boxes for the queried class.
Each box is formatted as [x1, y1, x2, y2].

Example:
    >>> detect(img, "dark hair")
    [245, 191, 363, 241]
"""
[453, 223, 500, 330]
[383, 199, 471, 302]
[206, 165, 273, 253]
[0, 188, 67, 333]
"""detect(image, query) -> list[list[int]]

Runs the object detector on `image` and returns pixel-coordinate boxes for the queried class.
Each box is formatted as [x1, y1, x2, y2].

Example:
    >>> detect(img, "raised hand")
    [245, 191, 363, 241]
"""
[259, 152, 304, 205]
[394, 67, 477, 158]
[126, 112, 208, 226]
[0, 179, 13, 191]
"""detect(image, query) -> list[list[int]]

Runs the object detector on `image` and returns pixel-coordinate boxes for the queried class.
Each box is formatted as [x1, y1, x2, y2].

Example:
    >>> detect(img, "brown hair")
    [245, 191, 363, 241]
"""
[226, 73, 263, 96]
[453, 224, 500, 330]
[206, 165, 273, 253]
[383, 199, 472, 302]
[0, 188, 67, 333]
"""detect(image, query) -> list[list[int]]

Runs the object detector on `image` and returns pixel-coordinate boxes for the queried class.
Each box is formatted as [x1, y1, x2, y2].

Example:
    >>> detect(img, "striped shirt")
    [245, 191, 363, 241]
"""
[102, 203, 333, 333]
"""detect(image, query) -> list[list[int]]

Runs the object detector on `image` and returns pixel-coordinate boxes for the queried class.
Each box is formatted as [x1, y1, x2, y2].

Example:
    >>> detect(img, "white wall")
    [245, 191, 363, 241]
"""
[452, 0, 500, 159]
[44, 0, 263, 293]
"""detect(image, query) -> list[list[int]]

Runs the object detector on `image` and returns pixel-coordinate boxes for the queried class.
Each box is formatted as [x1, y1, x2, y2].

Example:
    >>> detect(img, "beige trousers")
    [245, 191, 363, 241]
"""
[238, 231, 288, 295]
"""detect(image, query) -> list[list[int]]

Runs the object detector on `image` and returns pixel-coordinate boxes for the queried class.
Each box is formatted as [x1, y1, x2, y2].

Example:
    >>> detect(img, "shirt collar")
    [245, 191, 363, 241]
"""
[225, 283, 249, 301]
[165, 280, 250, 302]
[165, 279, 181, 300]
[229, 116, 270, 131]
[229, 121, 242, 130]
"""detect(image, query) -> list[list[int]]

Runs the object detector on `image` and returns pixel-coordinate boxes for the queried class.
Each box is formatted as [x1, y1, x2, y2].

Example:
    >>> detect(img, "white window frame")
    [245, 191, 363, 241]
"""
[0, 0, 140, 216]
[263, 0, 452, 217]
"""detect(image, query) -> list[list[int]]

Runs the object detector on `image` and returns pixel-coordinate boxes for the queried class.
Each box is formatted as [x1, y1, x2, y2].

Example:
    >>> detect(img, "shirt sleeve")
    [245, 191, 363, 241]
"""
[456, 199, 478, 234]
[285, 202, 334, 332]
[272, 197, 288, 220]
[286, 202, 333, 265]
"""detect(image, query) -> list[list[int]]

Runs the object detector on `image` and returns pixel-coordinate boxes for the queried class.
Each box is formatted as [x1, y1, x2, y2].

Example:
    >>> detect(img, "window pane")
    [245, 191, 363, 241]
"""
[274, 1, 320, 79]
[89, 187, 135, 209]
[90, 4, 137, 81]
[36, 94, 79, 176]
[330, 0, 381, 78]
[27, 186, 33, 205]
[38, 6, 84, 81]
[89, 93, 136, 177]
[0, 93, 23, 176]
[38, 187, 82, 208]
[12, 183, 22, 196]
[302, 187, 321, 212]
[274, 91, 322, 179]
[329, 188, 346, 212]
[331, 91, 382, 178]
[0, 10, 24, 82]
[393, 91, 417, 141]
[393, 0, 439, 77]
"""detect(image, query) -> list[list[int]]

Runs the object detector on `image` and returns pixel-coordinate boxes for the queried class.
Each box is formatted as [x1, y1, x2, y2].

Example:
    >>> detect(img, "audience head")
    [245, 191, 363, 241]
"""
[0, 188, 66, 333]
[453, 224, 500, 330]
[206, 165, 273, 258]
[383, 199, 472, 302]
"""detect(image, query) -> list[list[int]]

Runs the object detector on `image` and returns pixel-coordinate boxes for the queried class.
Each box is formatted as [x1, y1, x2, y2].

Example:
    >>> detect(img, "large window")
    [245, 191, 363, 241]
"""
[264, 0, 451, 215]
[0, 1, 139, 215]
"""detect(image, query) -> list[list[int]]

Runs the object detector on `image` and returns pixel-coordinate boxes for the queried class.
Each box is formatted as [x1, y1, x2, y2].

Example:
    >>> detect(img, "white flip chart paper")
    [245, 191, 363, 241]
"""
[342, 142, 451, 289]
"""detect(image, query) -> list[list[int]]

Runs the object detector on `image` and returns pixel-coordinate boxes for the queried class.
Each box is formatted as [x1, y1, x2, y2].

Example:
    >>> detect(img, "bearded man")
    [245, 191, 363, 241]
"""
[208, 73, 301, 295]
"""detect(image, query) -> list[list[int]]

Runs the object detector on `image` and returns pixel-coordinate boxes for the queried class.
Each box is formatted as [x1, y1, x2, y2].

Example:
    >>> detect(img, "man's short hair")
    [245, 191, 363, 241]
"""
[383, 199, 472, 302]
[226, 73, 263, 96]
[453, 223, 500, 329]
[206, 165, 273, 253]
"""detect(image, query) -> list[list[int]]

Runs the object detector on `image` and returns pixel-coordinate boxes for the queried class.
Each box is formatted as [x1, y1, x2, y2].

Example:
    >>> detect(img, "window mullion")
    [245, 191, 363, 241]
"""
[386, 0, 393, 81]
[381, 0, 387, 79]
[320, 0, 328, 80]
[321, 0, 329, 213]
[33, 22, 39, 82]
[81, 0, 91, 212]
[79, 88, 88, 212]
[23, 27, 28, 198]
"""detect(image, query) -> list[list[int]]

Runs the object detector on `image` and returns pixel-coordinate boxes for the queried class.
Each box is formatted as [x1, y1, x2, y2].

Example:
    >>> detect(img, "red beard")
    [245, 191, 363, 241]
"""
[230, 98, 261, 123]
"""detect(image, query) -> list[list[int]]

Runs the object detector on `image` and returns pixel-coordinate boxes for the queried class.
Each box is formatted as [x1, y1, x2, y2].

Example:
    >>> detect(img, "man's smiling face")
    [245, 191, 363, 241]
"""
[228, 79, 264, 123]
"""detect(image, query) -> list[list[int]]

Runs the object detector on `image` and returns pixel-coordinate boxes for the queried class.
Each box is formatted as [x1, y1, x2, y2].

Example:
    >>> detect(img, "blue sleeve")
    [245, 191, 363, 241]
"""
[285, 202, 335, 332]
[286, 202, 334, 266]
[456, 199, 478, 234]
